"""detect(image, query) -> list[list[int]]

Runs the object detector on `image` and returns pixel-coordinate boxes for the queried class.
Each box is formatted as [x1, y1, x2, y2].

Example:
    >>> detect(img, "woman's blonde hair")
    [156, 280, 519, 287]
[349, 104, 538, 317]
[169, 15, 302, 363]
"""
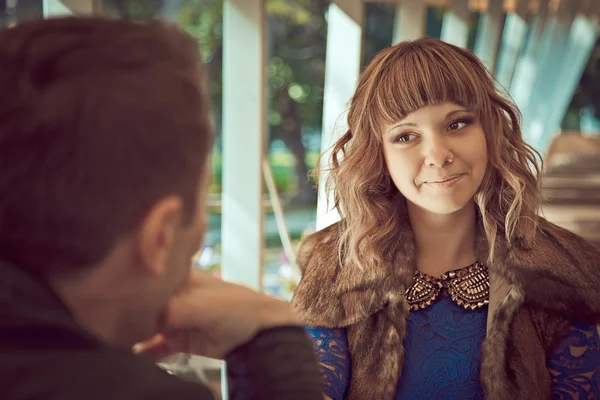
[320, 38, 541, 268]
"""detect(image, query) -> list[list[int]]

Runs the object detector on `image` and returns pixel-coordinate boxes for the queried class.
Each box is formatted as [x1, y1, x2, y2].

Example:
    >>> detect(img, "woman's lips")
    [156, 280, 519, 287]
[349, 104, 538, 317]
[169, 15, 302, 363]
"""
[423, 174, 463, 188]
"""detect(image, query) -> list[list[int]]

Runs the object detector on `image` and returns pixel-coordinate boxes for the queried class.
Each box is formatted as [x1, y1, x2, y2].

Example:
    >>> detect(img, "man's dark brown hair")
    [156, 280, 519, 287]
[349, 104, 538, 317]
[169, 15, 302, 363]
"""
[0, 17, 213, 272]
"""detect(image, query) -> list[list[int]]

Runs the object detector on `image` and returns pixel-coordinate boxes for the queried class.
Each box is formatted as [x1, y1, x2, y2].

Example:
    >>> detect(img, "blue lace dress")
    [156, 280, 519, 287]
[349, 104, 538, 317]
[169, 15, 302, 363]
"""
[306, 295, 600, 399]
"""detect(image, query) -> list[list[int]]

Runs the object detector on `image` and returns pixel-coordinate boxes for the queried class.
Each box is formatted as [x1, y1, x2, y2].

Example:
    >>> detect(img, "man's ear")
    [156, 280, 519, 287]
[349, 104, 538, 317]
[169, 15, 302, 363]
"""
[135, 196, 183, 276]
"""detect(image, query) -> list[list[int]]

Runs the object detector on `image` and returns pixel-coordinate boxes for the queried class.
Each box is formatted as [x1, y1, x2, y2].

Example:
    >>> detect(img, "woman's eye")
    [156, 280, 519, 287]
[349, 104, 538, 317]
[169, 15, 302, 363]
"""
[447, 119, 469, 131]
[394, 133, 415, 143]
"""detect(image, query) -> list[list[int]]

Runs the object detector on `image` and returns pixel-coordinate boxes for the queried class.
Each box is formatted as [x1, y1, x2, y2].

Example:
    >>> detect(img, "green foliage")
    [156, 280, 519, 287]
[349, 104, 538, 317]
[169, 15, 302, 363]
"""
[268, 0, 313, 24]
[178, 0, 223, 62]
[160, 0, 328, 144]
[209, 150, 318, 194]
[266, 0, 327, 139]
[102, 0, 162, 19]
[174, 0, 327, 201]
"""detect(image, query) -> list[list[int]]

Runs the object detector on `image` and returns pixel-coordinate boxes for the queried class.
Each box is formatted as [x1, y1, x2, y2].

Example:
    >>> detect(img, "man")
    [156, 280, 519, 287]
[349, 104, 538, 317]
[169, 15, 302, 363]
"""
[0, 16, 323, 400]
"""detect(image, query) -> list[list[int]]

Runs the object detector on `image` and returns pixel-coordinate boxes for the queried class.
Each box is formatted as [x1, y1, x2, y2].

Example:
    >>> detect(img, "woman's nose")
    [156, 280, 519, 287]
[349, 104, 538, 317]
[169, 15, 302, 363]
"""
[423, 137, 453, 167]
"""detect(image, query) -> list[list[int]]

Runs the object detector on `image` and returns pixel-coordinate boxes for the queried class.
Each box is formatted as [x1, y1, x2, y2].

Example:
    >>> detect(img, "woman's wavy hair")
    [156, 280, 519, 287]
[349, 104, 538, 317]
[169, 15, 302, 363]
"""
[319, 38, 542, 268]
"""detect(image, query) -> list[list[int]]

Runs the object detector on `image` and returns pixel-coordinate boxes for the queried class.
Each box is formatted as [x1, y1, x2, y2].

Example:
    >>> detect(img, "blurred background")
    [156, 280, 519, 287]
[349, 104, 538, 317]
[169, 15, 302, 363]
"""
[2, 0, 599, 394]
[2, 0, 599, 297]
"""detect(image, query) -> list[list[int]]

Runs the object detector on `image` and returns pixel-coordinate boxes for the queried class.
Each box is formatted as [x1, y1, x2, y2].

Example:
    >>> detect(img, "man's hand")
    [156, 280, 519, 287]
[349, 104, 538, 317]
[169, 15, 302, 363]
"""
[135, 269, 300, 360]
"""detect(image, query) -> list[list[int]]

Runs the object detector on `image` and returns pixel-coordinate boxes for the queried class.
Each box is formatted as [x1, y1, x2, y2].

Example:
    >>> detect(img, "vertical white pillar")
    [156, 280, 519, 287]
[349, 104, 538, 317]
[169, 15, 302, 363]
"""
[392, 0, 427, 44]
[316, 0, 364, 231]
[474, 0, 504, 71]
[221, 0, 266, 291]
[221, 2, 267, 396]
[440, 0, 470, 48]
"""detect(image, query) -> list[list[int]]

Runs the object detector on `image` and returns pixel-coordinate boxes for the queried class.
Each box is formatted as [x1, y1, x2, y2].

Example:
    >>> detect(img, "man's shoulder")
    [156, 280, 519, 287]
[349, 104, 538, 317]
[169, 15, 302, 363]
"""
[0, 263, 216, 400]
[1, 343, 215, 400]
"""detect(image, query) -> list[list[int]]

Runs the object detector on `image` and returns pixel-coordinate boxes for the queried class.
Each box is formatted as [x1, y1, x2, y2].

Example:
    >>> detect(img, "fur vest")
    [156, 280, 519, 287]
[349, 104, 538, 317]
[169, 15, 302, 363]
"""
[291, 213, 600, 400]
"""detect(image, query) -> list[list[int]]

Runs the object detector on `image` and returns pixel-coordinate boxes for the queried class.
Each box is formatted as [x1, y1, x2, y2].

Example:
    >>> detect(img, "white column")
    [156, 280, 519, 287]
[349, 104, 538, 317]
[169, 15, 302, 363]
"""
[473, 0, 504, 71]
[221, 1, 266, 397]
[440, 0, 470, 48]
[392, 0, 427, 44]
[316, 0, 364, 231]
[221, 0, 266, 290]
[43, 0, 101, 16]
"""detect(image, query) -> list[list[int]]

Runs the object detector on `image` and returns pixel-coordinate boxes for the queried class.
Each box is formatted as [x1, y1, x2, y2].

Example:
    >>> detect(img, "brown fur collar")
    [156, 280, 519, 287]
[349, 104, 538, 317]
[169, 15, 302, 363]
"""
[292, 209, 600, 399]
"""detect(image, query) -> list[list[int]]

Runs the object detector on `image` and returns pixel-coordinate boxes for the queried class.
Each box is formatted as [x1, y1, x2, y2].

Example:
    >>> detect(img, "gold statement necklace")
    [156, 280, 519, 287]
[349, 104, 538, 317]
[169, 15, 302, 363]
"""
[406, 261, 490, 311]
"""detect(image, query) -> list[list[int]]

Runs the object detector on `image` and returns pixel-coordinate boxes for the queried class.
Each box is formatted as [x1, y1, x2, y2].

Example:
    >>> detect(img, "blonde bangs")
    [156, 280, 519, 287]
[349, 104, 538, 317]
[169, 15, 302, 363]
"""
[364, 41, 492, 136]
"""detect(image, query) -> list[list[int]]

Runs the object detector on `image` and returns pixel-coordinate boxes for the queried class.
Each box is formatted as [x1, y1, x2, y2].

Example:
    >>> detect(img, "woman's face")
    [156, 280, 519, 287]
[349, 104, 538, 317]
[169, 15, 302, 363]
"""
[382, 102, 488, 215]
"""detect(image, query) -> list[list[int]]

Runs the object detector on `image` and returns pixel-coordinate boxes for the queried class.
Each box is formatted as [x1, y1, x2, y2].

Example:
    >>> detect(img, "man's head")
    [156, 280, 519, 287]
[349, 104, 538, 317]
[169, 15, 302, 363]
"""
[0, 17, 213, 345]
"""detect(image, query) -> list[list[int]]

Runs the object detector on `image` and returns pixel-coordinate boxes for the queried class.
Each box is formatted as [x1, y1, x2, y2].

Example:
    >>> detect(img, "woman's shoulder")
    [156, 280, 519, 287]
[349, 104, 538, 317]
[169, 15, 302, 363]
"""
[536, 216, 599, 256]
[292, 221, 405, 328]
[504, 217, 600, 321]
[292, 222, 347, 327]
[296, 222, 343, 275]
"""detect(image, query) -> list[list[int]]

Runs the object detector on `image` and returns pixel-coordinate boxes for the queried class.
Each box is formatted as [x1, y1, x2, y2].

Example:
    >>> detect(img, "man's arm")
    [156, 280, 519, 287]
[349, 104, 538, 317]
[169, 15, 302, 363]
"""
[137, 271, 325, 399]
[226, 326, 324, 400]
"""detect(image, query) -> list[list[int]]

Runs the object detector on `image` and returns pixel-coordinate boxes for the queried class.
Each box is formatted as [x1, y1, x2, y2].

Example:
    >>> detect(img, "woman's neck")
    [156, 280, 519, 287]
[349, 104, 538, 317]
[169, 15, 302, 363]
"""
[407, 201, 478, 277]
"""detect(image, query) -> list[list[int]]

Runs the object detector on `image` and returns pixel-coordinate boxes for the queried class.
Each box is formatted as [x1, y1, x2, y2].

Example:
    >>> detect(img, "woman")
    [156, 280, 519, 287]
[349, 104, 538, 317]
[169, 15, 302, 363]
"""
[292, 38, 600, 400]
